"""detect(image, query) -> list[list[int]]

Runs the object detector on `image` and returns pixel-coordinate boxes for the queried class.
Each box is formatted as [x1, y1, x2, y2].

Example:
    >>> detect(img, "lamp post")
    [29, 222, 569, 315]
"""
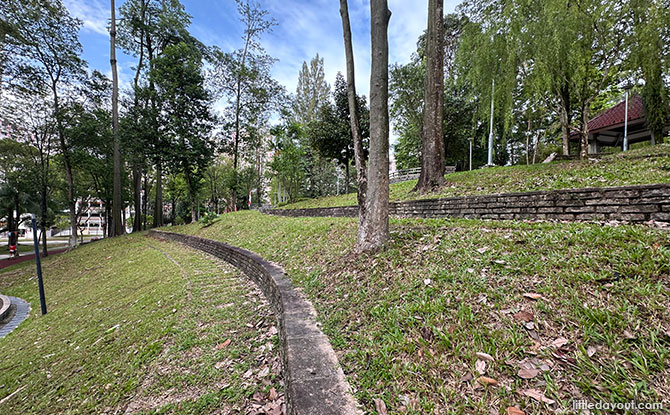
[30, 214, 47, 315]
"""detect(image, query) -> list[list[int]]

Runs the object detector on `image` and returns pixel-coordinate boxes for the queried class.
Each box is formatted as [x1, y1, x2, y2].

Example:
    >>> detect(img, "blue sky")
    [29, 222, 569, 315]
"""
[64, 0, 461, 101]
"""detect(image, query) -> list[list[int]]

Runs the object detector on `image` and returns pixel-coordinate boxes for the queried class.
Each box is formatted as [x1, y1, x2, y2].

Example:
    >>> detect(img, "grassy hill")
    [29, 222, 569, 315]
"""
[282, 144, 670, 209]
[0, 235, 282, 414]
[172, 211, 670, 414]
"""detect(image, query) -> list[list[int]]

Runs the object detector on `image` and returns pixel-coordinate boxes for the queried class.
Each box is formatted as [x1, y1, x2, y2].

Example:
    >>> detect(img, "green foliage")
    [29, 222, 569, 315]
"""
[308, 72, 370, 191]
[269, 123, 306, 204]
[151, 41, 214, 216]
[198, 211, 218, 227]
[292, 54, 330, 125]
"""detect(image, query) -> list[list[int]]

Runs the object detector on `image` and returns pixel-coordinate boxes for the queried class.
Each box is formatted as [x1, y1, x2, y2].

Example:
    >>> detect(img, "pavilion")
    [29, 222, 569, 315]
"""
[570, 94, 669, 154]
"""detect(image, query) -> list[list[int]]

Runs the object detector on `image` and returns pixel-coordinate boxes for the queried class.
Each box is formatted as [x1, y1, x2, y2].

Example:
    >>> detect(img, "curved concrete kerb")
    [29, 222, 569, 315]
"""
[148, 230, 362, 415]
[0, 294, 10, 321]
[0, 296, 31, 339]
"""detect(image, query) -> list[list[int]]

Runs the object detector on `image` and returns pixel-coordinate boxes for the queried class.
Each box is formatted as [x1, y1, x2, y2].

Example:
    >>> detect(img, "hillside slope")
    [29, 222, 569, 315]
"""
[282, 144, 670, 209]
[172, 211, 670, 414]
[0, 234, 282, 414]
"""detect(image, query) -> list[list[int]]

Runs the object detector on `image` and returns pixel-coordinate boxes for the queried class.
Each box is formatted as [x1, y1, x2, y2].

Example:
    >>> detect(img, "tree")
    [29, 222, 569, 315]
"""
[269, 123, 306, 203]
[151, 42, 214, 222]
[631, 0, 668, 145]
[414, 0, 445, 192]
[117, 0, 194, 230]
[309, 73, 369, 194]
[339, 0, 371, 251]
[293, 54, 330, 125]
[110, 0, 124, 236]
[1, 89, 58, 255]
[211, 0, 278, 210]
[2, 0, 86, 246]
[360, 0, 391, 252]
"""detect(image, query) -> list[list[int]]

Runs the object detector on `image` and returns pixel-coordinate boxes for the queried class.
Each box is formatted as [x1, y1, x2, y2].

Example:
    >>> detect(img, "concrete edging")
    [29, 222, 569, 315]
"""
[0, 296, 31, 339]
[148, 230, 361, 415]
[263, 183, 670, 223]
[0, 294, 10, 321]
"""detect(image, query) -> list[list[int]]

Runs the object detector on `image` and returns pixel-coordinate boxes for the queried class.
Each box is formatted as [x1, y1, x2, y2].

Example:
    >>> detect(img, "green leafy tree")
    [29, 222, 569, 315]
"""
[293, 54, 330, 125]
[309, 73, 369, 193]
[1, 0, 86, 245]
[269, 123, 306, 204]
[151, 42, 214, 222]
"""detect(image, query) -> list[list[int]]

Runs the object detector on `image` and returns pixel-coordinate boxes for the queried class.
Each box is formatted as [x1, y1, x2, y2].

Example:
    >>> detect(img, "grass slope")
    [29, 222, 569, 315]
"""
[0, 234, 282, 414]
[282, 144, 670, 209]
[173, 212, 669, 414]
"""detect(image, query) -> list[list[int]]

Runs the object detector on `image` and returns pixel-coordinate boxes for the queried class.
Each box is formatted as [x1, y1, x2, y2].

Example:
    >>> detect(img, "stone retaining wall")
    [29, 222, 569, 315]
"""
[148, 230, 360, 415]
[264, 183, 670, 223]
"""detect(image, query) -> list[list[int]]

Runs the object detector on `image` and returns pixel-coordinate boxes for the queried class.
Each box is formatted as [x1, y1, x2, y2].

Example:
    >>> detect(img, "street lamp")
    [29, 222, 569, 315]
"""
[30, 214, 47, 315]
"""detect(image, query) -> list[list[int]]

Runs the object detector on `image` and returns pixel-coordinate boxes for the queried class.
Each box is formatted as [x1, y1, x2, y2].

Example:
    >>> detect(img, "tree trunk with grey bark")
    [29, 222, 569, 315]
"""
[339, 0, 369, 250]
[359, 0, 391, 252]
[414, 0, 445, 193]
[110, 0, 124, 236]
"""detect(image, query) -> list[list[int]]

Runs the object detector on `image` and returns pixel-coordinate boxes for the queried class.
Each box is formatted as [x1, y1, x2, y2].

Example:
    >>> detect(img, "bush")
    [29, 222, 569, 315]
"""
[199, 212, 219, 228]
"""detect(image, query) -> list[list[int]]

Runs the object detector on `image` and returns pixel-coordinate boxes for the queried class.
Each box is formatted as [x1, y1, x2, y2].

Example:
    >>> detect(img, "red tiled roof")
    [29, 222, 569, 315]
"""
[587, 94, 645, 133]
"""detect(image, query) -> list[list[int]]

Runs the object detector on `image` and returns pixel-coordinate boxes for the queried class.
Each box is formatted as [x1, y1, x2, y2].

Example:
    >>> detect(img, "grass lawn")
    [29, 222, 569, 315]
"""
[172, 211, 669, 414]
[0, 233, 283, 414]
[281, 144, 670, 209]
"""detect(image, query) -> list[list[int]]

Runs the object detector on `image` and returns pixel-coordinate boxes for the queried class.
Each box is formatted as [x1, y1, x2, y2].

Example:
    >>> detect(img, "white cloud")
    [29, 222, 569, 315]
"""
[64, 0, 110, 36]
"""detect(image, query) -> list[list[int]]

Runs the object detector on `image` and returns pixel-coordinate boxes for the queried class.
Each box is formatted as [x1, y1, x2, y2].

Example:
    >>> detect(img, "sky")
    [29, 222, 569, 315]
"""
[63, 0, 461, 122]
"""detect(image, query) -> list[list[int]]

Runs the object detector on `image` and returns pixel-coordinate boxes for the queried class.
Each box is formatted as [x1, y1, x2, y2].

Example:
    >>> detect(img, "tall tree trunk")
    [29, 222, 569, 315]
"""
[525, 118, 531, 166]
[142, 172, 148, 230]
[414, 0, 445, 193]
[153, 160, 163, 228]
[132, 165, 142, 232]
[53, 87, 77, 247]
[40, 186, 49, 257]
[339, 0, 368, 247]
[184, 169, 197, 223]
[559, 85, 571, 156]
[110, 0, 124, 237]
[359, 0, 391, 252]
[232, 31, 253, 212]
[579, 105, 589, 160]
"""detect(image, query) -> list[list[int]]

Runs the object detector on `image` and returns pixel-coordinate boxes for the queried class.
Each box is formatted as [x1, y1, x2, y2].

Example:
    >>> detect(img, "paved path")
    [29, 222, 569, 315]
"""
[0, 297, 31, 339]
[0, 248, 68, 269]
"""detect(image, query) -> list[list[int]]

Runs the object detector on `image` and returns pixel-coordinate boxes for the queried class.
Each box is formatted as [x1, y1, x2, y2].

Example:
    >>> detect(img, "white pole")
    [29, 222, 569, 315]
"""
[469, 138, 473, 170]
[488, 79, 495, 165]
[623, 89, 629, 151]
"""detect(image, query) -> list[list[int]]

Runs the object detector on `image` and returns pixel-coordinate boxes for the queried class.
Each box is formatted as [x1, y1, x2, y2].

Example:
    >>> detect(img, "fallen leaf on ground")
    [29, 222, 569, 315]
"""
[475, 360, 487, 375]
[517, 368, 540, 379]
[523, 293, 544, 300]
[507, 407, 525, 415]
[586, 346, 597, 357]
[551, 337, 569, 348]
[476, 352, 495, 362]
[477, 376, 498, 386]
[423, 278, 432, 286]
[514, 311, 534, 322]
[268, 387, 278, 401]
[520, 389, 555, 405]
[477, 246, 490, 254]
[216, 339, 231, 349]
[374, 398, 388, 415]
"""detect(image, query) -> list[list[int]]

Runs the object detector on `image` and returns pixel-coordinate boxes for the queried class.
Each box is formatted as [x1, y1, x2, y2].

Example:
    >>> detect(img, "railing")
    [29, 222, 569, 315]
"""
[389, 166, 456, 184]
